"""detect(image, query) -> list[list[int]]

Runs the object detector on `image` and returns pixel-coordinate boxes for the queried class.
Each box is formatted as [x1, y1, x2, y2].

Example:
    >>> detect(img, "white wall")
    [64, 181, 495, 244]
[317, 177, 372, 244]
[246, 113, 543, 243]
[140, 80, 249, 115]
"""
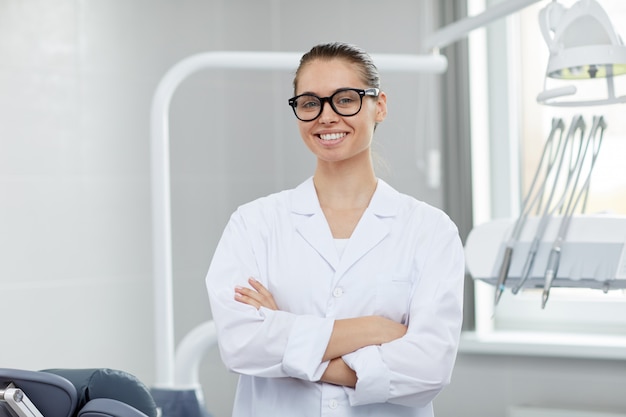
[436, 353, 626, 416]
[0, 2, 441, 417]
[0, 1, 159, 376]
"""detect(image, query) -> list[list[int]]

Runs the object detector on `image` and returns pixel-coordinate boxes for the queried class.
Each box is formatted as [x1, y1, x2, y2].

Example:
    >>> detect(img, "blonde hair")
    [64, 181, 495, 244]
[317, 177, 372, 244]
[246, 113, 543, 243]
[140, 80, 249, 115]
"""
[293, 42, 381, 94]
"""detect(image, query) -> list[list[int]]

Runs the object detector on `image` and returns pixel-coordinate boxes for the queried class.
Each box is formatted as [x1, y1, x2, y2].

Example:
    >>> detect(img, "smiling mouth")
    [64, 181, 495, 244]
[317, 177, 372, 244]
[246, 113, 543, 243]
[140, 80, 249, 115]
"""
[319, 132, 347, 141]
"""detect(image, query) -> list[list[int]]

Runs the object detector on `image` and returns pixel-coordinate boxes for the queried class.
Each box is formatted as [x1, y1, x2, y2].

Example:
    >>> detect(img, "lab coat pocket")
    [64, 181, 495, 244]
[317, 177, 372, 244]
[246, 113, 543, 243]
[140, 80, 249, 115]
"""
[375, 275, 412, 324]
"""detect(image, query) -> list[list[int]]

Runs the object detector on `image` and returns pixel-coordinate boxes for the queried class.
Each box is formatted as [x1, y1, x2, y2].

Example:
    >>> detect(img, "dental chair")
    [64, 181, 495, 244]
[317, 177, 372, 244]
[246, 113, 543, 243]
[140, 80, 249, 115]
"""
[0, 368, 157, 417]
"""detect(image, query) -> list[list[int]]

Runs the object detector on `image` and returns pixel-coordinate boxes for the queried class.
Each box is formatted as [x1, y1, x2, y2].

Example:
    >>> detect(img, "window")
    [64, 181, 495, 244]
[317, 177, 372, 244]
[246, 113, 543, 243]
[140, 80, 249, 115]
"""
[467, 0, 626, 353]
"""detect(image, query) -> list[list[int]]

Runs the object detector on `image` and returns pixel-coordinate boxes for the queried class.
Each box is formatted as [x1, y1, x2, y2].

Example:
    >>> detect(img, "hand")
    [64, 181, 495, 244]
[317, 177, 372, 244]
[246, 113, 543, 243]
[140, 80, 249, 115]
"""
[322, 316, 407, 362]
[234, 278, 279, 310]
[372, 315, 408, 345]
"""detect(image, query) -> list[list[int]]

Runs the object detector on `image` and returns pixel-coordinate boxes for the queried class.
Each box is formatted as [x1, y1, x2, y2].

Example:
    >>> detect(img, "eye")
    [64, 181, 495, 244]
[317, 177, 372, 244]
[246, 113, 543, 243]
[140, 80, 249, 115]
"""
[298, 95, 321, 110]
[337, 96, 355, 105]
[333, 90, 360, 107]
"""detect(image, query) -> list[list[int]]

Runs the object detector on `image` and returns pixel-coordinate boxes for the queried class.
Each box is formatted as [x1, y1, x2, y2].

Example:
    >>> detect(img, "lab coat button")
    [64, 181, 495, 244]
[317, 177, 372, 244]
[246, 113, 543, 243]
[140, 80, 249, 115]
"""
[332, 287, 343, 297]
[329, 399, 338, 409]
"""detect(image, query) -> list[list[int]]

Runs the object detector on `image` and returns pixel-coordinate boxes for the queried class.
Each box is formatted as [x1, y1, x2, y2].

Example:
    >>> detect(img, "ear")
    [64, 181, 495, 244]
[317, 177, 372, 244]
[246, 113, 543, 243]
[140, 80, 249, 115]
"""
[375, 91, 388, 123]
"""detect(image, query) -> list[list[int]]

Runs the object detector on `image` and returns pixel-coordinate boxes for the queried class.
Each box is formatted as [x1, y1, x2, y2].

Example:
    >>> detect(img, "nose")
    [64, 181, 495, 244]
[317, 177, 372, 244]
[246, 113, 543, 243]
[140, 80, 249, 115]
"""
[318, 99, 339, 124]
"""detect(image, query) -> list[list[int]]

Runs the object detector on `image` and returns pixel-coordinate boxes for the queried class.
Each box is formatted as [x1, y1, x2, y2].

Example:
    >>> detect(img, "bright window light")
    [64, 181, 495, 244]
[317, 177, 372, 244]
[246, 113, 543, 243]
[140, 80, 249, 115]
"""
[469, 0, 626, 343]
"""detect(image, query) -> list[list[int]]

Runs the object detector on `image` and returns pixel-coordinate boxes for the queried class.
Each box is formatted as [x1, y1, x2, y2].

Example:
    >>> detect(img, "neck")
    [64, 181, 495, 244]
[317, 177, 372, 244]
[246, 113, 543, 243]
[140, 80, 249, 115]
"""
[313, 159, 377, 210]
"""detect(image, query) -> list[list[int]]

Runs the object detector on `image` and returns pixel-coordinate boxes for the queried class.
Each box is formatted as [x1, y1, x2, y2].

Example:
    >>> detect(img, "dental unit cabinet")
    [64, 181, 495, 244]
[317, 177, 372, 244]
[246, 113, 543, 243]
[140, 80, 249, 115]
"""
[466, 215, 626, 292]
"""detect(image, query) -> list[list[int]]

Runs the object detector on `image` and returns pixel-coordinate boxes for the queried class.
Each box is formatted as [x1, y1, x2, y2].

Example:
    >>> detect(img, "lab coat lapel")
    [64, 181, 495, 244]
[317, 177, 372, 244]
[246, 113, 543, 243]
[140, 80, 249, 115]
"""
[297, 212, 339, 270]
[337, 179, 399, 276]
[290, 178, 400, 274]
[336, 209, 389, 277]
[291, 178, 339, 270]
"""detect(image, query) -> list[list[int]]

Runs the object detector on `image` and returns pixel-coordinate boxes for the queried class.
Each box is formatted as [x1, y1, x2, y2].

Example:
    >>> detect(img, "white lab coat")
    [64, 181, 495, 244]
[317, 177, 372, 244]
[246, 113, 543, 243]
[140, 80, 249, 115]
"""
[206, 177, 464, 417]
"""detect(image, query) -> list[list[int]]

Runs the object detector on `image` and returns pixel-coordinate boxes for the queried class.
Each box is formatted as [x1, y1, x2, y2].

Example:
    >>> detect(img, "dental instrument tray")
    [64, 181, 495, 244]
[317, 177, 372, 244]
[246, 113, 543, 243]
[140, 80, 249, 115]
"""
[465, 215, 626, 291]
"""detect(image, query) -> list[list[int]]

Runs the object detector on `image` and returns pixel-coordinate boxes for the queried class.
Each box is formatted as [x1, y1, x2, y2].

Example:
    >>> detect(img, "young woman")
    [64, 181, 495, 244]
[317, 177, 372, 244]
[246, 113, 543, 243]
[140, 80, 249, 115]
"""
[205, 42, 464, 417]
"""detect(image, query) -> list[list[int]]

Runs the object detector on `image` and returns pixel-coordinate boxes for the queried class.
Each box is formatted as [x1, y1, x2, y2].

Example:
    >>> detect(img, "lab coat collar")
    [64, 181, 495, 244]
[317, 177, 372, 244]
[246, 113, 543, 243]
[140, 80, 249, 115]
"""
[290, 177, 400, 217]
[290, 177, 399, 273]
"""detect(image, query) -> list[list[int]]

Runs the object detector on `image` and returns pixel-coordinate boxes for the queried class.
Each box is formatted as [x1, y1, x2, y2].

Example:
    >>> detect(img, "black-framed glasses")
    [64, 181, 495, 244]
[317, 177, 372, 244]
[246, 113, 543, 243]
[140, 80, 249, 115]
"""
[288, 88, 380, 122]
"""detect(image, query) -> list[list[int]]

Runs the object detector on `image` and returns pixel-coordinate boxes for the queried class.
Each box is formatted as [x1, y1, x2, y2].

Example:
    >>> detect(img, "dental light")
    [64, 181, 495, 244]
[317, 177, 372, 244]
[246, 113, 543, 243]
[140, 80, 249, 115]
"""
[536, 0, 626, 106]
[421, 0, 626, 107]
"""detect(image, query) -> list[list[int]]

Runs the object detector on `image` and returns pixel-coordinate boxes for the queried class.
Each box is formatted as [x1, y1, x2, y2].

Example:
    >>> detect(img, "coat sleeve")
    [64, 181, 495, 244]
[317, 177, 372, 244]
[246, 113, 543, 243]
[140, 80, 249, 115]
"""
[342, 211, 465, 407]
[205, 208, 335, 381]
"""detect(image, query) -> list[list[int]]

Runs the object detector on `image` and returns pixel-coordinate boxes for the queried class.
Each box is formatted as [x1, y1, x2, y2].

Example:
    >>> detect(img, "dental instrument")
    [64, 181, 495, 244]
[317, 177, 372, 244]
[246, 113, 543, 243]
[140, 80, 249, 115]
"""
[466, 214, 626, 291]
[493, 118, 565, 305]
[512, 115, 586, 295]
[541, 115, 606, 308]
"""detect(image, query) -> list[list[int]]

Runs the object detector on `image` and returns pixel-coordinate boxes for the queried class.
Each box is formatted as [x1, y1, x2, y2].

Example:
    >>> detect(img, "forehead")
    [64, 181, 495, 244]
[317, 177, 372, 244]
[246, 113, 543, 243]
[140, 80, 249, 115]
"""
[296, 58, 364, 95]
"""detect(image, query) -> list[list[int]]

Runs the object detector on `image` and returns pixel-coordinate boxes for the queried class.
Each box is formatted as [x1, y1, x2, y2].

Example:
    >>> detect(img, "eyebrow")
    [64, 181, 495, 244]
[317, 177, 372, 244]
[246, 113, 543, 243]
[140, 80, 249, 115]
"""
[296, 87, 362, 96]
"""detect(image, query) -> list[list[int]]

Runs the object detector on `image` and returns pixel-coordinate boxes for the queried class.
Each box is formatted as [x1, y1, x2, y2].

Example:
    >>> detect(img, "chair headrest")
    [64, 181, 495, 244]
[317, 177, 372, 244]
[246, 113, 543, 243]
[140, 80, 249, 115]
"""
[0, 368, 78, 417]
[41, 369, 157, 417]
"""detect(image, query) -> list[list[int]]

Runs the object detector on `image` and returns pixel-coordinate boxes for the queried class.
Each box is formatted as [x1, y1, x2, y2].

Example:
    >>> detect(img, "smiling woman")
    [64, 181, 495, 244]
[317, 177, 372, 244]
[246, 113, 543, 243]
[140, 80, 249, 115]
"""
[205, 42, 465, 417]
[291, 55, 387, 172]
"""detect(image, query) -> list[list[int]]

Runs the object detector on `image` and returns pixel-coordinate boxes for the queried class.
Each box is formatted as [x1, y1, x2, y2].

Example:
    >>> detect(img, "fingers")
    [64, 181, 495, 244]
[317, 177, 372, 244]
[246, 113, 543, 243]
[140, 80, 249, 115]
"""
[234, 285, 262, 309]
[234, 277, 279, 310]
[248, 278, 272, 298]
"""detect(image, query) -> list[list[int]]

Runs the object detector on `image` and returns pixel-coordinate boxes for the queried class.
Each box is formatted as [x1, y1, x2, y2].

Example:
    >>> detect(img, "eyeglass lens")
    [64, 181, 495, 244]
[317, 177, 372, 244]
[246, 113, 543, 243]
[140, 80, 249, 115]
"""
[292, 89, 364, 121]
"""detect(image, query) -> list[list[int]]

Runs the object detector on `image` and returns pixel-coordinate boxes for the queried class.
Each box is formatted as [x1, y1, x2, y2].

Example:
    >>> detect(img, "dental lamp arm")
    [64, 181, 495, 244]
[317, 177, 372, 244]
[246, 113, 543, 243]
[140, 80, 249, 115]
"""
[422, 0, 543, 52]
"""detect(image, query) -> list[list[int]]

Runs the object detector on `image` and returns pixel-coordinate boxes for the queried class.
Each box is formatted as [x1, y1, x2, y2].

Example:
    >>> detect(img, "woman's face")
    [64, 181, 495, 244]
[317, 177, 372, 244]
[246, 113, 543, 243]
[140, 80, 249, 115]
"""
[294, 58, 387, 165]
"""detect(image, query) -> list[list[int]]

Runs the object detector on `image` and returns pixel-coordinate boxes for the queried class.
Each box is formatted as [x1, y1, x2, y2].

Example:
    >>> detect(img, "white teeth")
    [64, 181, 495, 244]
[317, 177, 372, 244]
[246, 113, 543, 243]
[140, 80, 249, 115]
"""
[319, 133, 346, 141]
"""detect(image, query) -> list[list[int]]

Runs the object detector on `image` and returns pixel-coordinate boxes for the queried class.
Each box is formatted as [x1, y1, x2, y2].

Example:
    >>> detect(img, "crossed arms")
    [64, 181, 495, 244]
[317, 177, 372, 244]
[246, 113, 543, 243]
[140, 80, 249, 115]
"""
[234, 277, 407, 387]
